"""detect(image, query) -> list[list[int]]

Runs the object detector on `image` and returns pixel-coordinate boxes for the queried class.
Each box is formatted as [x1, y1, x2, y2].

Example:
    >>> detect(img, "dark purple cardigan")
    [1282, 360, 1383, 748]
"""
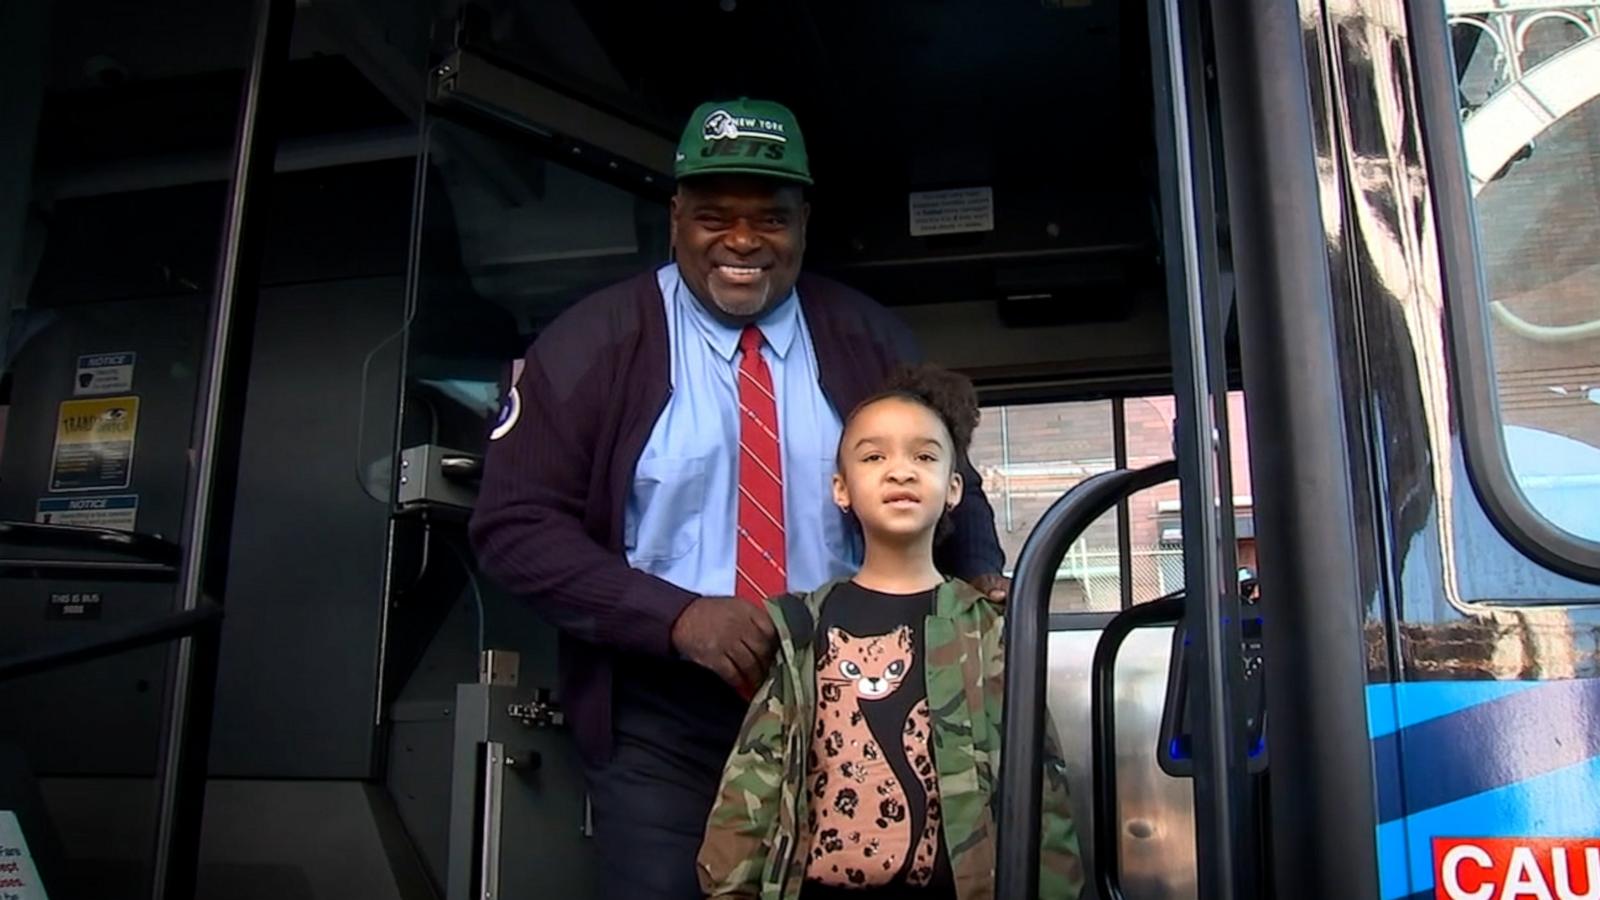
[469, 269, 1003, 761]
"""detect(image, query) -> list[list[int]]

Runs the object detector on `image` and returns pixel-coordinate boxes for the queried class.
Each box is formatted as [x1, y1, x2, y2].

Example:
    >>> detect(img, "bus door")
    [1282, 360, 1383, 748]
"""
[996, 0, 1390, 893]
[2, 2, 439, 897]
[1314, 0, 1600, 895]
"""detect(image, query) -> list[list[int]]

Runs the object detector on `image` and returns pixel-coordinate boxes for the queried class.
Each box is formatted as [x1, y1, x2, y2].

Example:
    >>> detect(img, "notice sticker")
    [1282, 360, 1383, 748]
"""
[34, 495, 138, 531]
[74, 352, 135, 396]
[49, 397, 139, 493]
[0, 810, 51, 899]
[909, 187, 995, 237]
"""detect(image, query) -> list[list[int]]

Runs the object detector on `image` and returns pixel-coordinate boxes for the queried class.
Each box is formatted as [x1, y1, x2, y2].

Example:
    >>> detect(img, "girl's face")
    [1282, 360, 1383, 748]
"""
[832, 397, 963, 543]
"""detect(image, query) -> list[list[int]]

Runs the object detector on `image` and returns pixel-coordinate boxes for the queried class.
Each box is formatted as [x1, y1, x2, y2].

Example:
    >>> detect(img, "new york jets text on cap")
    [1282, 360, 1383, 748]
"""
[674, 98, 812, 185]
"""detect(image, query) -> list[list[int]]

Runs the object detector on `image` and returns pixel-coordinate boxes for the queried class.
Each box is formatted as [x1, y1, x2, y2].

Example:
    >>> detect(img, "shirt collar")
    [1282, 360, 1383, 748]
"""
[671, 264, 800, 361]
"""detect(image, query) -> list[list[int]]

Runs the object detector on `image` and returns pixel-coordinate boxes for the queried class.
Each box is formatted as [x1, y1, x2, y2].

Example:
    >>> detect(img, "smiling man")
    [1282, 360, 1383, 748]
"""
[470, 98, 1007, 900]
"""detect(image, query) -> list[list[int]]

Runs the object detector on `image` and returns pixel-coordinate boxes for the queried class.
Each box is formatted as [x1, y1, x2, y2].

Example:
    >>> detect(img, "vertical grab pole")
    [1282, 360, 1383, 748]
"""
[1204, 0, 1381, 890]
[996, 462, 1178, 899]
[150, 0, 292, 896]
[1147, 0, 1247, 889]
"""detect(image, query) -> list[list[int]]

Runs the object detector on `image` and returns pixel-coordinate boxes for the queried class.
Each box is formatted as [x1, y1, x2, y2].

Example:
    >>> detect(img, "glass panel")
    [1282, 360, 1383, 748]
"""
[1448, 12, 1600, 541]
[0, 1, 254, 896]
[969, 400, 1119, 612]
[402, 117, 671, 463]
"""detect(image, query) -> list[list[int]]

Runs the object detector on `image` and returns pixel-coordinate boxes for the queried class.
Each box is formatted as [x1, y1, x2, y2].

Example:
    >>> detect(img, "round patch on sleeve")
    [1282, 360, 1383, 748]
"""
[489, 387, 521, 441]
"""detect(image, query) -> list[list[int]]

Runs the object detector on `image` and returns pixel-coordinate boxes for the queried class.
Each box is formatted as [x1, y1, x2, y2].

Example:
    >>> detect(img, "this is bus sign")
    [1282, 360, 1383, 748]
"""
[1434, 837, 1600, 900]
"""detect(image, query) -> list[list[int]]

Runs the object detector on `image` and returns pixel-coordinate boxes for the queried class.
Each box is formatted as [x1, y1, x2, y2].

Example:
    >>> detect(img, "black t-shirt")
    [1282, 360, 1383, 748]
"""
[801, 581, 955, 899]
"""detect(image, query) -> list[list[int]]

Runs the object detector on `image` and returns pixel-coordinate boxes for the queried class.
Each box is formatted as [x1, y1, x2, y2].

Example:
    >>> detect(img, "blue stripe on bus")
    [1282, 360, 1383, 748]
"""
[1371, 678, 1600, 823]
[1368, 679, 1600, 899]
[1365, 680, 1542, 739]
[1375, 755, 1600, 899]
[1376, 803, 1414, 900]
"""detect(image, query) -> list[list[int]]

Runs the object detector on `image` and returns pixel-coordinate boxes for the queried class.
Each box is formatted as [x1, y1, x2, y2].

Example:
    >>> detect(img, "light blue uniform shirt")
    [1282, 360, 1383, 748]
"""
[623, 264, 858, 597]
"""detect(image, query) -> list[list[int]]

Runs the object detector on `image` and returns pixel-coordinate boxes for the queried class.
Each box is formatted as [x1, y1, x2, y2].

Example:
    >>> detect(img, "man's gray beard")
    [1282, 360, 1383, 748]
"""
[709, 279, 774, 319]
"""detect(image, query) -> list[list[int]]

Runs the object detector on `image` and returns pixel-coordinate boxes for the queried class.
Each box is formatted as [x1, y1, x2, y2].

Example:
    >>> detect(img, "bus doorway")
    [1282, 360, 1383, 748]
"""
[397, 4, 1244, 900]
[0, 0, 1245, 897]
[17, 0, 1600, 897]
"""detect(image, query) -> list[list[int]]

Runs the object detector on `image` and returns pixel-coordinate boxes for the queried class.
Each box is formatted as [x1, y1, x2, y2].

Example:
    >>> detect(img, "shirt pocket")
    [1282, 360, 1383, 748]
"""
[626, 456, 708, 562]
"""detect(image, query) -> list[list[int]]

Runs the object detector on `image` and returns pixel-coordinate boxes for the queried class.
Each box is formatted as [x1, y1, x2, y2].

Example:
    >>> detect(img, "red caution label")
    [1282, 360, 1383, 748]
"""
[1434, 838, 1600, 900]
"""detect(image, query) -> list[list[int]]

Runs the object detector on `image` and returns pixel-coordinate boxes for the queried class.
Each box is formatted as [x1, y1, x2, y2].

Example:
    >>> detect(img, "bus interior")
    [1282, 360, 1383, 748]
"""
[3, 0, 1599, 898]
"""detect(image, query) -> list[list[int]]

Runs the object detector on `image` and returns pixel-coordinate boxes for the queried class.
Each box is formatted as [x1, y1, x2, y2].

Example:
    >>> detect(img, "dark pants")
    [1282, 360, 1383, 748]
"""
[585, 657, 747, 900]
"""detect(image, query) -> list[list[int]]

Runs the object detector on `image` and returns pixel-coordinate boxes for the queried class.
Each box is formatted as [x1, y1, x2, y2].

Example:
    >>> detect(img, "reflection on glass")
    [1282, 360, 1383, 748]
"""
[1450, 10, 1600, 540]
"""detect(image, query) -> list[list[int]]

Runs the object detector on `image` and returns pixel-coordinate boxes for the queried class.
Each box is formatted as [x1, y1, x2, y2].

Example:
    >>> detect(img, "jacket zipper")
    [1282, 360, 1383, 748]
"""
[784, 666, 815, 899]
[775, 613, 820, 900]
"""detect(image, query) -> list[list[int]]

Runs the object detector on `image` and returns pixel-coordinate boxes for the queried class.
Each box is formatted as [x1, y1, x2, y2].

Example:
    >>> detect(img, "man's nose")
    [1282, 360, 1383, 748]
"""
[723, 219, 760, 253]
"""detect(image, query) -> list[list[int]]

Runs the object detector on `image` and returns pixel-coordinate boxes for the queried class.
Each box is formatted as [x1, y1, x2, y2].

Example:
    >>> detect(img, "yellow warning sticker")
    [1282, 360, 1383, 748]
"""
[50, 396, 140, 493]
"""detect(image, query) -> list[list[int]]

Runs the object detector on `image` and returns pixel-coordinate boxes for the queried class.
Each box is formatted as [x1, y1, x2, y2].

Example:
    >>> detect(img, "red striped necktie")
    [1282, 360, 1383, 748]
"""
[735, 325, 787, 605]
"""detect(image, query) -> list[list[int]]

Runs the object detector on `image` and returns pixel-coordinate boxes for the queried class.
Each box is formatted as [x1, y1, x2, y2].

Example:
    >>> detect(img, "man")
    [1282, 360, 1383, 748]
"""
[470, 98, 1008, 899]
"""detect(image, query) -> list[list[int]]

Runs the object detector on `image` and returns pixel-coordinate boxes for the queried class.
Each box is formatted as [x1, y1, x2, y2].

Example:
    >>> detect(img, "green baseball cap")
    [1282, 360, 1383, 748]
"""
[674, 98, 813, 186]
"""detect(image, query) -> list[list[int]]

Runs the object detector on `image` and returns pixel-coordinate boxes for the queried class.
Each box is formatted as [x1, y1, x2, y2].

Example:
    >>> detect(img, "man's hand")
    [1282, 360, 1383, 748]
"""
[970, 573, 1010, 603]
[670, 596, 778, 694]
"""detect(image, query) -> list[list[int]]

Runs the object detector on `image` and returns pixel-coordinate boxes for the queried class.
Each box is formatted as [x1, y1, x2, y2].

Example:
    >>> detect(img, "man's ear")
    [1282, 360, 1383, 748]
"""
[669, 194, 681, 249]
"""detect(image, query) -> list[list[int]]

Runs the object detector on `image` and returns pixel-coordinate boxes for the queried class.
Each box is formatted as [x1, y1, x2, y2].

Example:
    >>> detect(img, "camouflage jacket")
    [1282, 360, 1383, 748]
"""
[697, 578, 1084, 900]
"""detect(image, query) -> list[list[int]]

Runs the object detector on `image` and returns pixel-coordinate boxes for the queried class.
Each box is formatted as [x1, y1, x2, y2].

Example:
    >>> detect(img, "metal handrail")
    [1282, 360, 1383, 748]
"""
[1091, 592, 1186, 900]
[0, 520, 181, 565]
[996, 459, 1178, 900]
[0, 602, 222, 683]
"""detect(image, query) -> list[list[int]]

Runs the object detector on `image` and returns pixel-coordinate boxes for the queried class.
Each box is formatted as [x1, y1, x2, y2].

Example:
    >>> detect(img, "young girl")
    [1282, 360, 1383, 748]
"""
[697, 365, 1084, 900]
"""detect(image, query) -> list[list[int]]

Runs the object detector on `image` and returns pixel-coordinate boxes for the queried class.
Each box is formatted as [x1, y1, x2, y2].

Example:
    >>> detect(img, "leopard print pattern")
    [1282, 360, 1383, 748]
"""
[805, 625, 914, 888]
[902, 697, 941, 885]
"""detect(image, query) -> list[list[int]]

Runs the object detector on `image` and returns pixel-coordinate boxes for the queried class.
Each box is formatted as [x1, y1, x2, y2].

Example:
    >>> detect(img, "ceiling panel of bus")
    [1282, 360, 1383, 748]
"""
[471, 0, 1159, 313]
[27, 0, 1167, 369]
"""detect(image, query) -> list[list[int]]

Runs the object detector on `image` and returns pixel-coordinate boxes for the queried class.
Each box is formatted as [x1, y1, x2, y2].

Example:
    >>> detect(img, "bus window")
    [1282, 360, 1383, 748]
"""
[970, 399, 1121, 613]
[968, 392, 1253, 614]
[1442, 5, 1600, 553]
[1124, 393, 1257, 594]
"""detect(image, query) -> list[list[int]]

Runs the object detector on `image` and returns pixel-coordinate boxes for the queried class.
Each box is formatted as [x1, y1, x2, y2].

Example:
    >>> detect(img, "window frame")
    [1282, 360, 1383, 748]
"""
[1407, 0, 1600, 582]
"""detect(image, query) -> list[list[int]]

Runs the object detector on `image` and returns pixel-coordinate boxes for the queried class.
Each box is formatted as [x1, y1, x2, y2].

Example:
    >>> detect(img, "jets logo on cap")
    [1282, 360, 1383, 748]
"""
[702, 109, 788, 143]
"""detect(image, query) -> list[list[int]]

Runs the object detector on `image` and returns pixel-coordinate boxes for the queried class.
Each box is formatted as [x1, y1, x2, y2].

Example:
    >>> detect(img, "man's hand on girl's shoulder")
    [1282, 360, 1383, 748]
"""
[969, 573, 1010, 602]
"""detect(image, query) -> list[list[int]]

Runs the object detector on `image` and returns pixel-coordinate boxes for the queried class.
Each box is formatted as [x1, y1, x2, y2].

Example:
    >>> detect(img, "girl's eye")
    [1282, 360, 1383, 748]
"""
[917, 453, 937, 463]
[863, 453, 884, 463]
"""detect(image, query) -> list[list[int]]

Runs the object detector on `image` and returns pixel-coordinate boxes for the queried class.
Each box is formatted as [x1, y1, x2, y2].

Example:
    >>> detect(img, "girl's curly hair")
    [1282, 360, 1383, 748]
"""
[847, 363, 981, 463]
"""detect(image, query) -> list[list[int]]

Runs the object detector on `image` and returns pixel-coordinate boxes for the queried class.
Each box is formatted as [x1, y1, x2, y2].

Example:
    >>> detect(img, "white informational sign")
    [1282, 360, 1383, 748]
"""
[0, 811, 50, 899]
[74, 352, 136, 396]
[34, 495, 138, 531]
[908, 187, 995, 237]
